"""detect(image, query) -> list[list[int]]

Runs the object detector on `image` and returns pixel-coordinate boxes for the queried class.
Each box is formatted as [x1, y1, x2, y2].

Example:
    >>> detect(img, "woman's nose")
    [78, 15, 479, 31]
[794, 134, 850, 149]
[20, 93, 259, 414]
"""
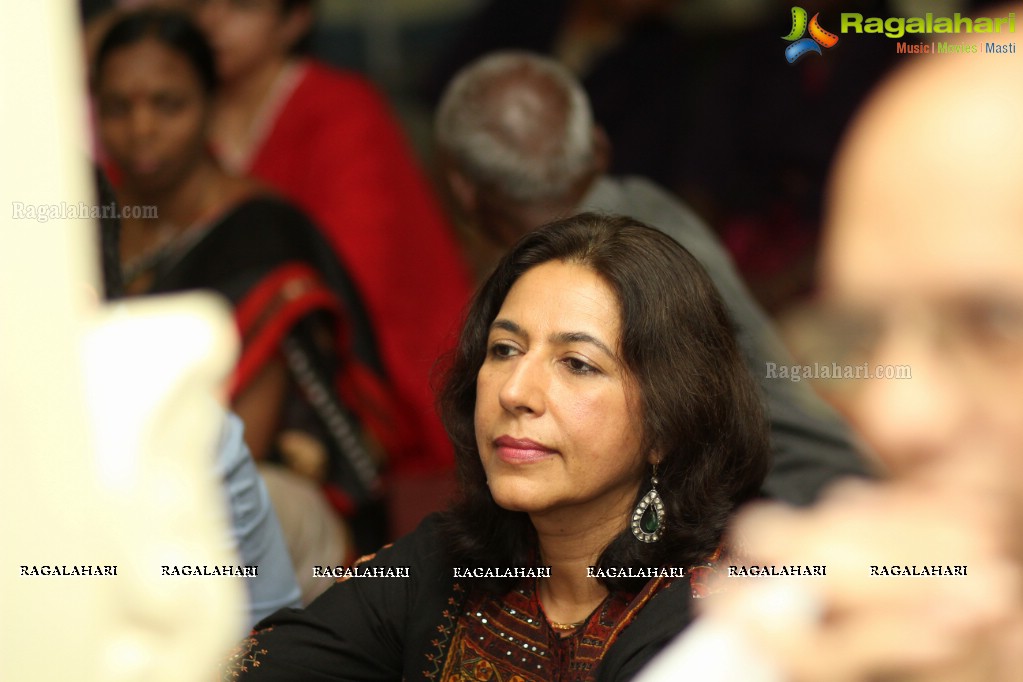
[128, 105, 157, 142]
[497, 354, 547, 416]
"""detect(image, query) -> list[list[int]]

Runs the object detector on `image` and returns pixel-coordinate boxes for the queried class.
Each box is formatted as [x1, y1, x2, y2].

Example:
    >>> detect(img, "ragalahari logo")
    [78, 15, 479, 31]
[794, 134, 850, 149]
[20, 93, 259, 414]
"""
[783, 7, 839, 63]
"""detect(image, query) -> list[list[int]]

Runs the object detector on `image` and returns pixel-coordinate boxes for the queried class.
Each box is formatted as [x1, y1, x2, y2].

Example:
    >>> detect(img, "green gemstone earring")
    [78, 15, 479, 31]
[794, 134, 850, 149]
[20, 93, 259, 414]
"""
[631, 464, 665, 543]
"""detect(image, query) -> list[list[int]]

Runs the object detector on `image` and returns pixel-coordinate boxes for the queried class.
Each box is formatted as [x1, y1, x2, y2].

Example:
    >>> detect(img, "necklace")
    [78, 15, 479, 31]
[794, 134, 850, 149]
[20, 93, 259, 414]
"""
[548, 619, 586, 631]
[536, 574, 596, 633]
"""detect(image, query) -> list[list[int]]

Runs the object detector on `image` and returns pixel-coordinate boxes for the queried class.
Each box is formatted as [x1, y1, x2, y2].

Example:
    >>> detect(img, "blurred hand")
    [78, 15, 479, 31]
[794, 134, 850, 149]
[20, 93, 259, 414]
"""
[702, 474, 1023, 681]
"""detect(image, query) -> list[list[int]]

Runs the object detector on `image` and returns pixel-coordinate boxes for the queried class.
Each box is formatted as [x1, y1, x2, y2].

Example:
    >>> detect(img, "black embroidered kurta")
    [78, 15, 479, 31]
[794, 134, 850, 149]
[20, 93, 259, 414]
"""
[221, 515, 703, 681]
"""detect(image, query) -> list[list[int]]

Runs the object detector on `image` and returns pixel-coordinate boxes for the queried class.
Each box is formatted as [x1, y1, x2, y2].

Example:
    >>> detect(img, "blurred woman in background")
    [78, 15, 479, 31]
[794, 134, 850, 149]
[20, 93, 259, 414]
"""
[93, 7, 404, 598]
[191, 0, 474, 512]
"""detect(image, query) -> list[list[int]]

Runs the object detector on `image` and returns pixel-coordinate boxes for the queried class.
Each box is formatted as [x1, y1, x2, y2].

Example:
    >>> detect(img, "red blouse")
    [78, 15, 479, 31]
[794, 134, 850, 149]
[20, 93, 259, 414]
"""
[241, 60, 473, 475]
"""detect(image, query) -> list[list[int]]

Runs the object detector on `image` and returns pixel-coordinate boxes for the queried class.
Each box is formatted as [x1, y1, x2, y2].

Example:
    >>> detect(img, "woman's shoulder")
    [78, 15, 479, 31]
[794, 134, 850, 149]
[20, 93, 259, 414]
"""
[597, 578, 697, 682]
[300, 60, 382, 99]
[195, 193, 297, 246]
[287, 60, 390, 120]
[207, 192, 321, 246]
[596, 550, 728, 680]
[226, 191, 311, 220]
[151, 193, 328, 296]
[352, 514, 448, 564]
[328, 513, 453, 590]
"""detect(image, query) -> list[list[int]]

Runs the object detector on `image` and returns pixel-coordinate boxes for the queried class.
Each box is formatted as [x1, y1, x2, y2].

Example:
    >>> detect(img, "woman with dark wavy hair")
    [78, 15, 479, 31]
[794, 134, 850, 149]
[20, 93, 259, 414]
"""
[224, 212, 770, 681]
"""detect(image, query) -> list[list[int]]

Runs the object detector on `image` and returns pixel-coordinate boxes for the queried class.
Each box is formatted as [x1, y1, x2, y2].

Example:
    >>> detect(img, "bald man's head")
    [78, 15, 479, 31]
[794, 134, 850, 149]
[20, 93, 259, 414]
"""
[825, 36, 1023, 300]
[819, 20, 1023, 517]
[435, 52, 609, 247]
[436, 51, 599, 204]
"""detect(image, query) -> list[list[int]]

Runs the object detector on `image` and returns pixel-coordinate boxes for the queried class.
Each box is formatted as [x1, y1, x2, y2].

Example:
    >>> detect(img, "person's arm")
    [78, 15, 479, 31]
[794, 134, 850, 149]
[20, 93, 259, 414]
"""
[215, 411, 302, 628]
[231, 358, 289, 461]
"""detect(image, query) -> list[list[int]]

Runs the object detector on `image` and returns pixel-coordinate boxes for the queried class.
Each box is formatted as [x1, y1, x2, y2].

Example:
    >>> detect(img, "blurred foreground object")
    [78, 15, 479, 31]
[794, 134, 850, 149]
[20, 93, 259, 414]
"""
[0, 2, 243, 679]
[635, 8, 1023, 681]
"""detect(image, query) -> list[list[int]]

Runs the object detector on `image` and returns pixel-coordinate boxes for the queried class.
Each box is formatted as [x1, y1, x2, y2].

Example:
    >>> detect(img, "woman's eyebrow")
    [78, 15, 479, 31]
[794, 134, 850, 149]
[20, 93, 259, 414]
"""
[490, 318, 523, 336]
[552, 331, 617, 361]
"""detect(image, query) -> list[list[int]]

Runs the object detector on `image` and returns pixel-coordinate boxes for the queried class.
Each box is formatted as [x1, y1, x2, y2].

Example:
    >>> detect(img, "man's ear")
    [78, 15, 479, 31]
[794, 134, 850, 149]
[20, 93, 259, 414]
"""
[592, 125, 612, 175]
[445, 165, 478, 219]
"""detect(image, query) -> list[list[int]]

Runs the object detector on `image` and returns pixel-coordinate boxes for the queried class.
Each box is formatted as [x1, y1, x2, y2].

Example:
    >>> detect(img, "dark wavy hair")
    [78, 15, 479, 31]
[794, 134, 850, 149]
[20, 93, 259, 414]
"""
[93, 8, 218, 95]
[438, 212, 770, 592]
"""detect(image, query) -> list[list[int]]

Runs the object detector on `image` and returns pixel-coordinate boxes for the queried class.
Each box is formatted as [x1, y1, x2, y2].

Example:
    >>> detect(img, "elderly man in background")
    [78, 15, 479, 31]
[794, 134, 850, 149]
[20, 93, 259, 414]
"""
[434, 51, 867, 506]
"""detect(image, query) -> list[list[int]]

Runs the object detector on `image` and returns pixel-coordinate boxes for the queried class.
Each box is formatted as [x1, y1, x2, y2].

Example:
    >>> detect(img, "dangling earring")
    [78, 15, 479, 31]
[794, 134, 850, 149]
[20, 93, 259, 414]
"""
[631, 463, 665, 543]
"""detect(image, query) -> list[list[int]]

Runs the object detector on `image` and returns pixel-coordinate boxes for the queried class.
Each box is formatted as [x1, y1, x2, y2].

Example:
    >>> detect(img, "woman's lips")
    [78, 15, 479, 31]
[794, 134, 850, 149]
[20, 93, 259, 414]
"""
[129, 158, 162, 176]
[494, 436, 557, 464]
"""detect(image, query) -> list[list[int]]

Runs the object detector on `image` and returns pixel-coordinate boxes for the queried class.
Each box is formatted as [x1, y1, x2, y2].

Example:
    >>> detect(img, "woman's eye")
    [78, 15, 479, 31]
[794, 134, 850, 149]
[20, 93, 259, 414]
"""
[564, 357, 597, 375]
[488, 342, 518, 359]
[154, 95, 186, 115]
[98, 97, 128, 118]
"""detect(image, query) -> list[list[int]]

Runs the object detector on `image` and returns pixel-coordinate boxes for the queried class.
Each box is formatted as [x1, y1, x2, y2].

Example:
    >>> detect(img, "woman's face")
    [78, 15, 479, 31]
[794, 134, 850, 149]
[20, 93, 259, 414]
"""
[191, 0, 305, 82]
[96, 39, 208, 196]
[474, 260, 649, 523]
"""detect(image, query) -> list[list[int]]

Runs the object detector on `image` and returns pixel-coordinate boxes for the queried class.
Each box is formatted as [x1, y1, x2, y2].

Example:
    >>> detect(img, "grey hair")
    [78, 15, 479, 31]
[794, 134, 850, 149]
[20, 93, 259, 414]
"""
[435, 51, 596, 202]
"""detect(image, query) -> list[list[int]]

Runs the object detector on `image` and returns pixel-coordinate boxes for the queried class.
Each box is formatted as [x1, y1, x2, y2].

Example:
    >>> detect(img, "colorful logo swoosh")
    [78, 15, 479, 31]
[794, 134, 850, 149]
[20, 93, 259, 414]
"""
[783, 6, 839, 63]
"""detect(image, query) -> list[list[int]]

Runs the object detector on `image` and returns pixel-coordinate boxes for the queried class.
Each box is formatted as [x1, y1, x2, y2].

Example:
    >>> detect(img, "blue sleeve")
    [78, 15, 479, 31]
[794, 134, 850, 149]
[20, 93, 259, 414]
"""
[215, 411, 303, 627]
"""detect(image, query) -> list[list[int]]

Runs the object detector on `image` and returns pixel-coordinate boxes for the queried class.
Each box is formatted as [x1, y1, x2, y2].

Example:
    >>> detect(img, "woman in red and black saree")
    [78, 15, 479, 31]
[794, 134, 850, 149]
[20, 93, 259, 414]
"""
[191, 0, 474, 499]
[93, 8, 406, 569]
[221, 214, 770, 681]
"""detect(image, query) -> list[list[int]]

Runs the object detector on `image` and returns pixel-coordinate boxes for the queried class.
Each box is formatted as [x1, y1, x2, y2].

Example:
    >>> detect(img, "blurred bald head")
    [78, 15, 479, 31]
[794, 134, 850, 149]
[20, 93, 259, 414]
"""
[820, 19, 1023, 512]
[435, 51, 606, 245]
[824, 33, 1023, 301]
